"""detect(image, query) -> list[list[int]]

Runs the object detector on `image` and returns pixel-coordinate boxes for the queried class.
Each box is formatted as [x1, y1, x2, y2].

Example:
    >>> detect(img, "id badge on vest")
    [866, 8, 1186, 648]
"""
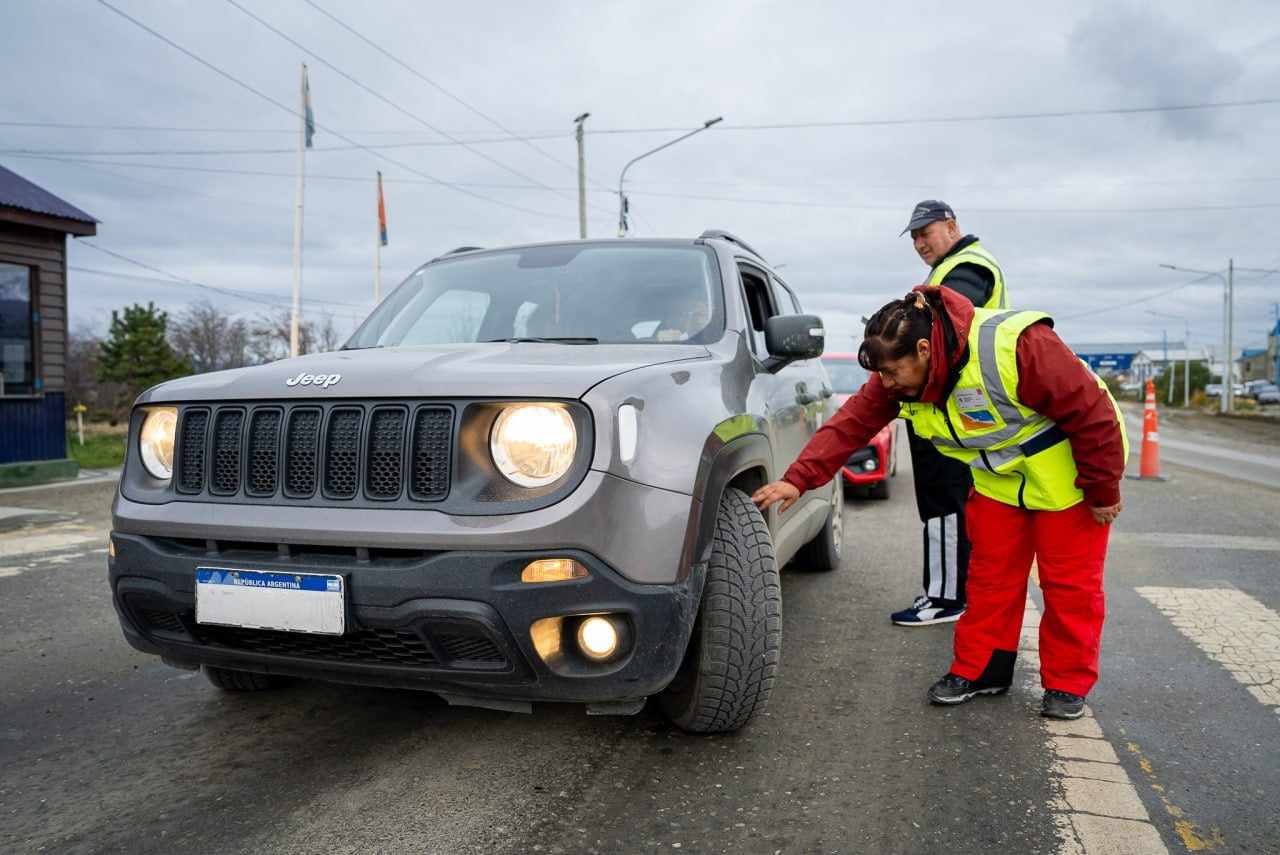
[954, 387, 998, 432]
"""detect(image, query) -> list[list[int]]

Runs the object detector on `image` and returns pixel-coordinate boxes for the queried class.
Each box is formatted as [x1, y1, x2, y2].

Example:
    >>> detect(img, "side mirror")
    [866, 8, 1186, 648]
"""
[763, 314, 825, 371]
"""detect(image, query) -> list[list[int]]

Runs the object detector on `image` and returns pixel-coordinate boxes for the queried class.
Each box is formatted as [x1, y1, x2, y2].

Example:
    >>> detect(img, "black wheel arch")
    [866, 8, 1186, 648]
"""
[676, 431, 775, 583]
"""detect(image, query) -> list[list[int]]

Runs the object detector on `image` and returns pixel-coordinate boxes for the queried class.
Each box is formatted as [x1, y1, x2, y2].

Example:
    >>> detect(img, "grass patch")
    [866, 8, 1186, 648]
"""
[67, 432, 127, 469]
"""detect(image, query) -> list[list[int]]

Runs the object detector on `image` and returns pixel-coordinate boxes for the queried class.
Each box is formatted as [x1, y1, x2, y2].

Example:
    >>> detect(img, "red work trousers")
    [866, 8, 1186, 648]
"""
[950, 493, 1110, 697]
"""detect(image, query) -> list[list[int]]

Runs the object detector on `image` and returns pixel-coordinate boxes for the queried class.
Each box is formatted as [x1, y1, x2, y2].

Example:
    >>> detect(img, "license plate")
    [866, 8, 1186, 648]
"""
[195, 568, 345, 635]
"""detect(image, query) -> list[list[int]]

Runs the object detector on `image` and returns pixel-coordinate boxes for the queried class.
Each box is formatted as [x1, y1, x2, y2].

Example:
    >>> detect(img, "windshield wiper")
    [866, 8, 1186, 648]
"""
[483, 337, 599, 344]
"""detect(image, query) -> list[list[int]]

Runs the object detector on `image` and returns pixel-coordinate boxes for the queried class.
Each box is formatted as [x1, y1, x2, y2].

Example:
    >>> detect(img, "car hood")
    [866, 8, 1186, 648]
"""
[137, 343, 712, 404]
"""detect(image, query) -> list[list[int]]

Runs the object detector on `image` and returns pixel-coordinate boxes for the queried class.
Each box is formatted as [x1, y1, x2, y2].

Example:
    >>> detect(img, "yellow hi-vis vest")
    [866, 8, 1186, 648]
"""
[900, 309, 1128, 511]
[928, 240, 1008, 310]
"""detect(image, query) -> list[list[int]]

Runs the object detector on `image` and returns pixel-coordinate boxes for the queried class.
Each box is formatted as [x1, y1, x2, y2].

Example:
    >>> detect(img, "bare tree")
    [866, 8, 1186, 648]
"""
[247, 308, 340, 363]
[170, 299, 251, 373]
[316, 311, 342, 353]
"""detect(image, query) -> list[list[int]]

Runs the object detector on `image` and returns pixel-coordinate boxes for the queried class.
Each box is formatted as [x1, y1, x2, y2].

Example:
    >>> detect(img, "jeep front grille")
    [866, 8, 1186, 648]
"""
[174, 402, 453, 505]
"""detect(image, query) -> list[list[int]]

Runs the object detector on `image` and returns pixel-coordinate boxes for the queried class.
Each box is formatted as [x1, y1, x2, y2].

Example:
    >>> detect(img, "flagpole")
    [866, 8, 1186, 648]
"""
[289, 62, 307, 357]
[374, 172, 383, 304]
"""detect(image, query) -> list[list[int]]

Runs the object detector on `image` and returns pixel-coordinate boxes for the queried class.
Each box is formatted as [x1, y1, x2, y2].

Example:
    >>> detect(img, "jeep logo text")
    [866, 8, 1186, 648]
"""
[285, 372, 342, 389]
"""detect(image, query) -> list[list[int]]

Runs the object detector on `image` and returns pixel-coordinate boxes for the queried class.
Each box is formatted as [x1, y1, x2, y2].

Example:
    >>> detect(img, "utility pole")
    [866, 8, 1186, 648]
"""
[1158, 262, 1232, 414]
[290, 63, 309, 357]
[1225, 258, 1235, 413]
[1162, 329, 1169, 404]
[573, 113, 590, 239]
[1184, 322, 1190, 408]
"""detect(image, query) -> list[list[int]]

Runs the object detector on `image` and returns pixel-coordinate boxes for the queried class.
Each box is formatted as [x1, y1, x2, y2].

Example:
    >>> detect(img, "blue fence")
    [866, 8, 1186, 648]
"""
[0, 392, 67, 464]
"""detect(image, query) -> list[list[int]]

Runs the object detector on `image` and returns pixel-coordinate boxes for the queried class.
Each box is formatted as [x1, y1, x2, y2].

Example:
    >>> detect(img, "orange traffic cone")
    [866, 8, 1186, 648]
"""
[1129, 379, 1167, 481]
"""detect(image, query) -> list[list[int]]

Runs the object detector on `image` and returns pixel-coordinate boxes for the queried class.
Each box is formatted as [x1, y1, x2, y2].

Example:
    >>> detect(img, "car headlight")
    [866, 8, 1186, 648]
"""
[138, 407, 178, 480]
[490, 404, 577, 487]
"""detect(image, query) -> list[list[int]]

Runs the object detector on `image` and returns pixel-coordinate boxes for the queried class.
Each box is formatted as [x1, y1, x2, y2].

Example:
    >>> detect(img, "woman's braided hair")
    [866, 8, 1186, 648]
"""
[857, 289, 940, 371]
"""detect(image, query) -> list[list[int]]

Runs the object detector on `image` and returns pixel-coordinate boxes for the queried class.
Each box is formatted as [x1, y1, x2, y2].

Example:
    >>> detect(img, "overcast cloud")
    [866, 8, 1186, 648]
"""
[3, 0, 1278, 355]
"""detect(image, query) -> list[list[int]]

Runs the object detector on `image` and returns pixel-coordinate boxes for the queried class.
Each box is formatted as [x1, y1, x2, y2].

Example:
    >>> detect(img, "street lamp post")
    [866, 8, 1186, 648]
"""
[1159, 262, 1233, 413]
[1146, 309, 1191, 406]
[573, 112, 590, 239]
[617, 116, 723, 237]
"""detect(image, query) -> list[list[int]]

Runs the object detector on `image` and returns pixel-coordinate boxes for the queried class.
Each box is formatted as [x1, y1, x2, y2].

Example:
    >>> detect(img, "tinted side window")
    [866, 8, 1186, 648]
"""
[738, 265, 776, 355]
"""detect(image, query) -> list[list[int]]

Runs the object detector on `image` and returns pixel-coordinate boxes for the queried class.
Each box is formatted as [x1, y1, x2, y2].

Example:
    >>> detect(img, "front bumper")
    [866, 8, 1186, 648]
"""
[841, 446, 885, 485]
[109, 532, 703, 705]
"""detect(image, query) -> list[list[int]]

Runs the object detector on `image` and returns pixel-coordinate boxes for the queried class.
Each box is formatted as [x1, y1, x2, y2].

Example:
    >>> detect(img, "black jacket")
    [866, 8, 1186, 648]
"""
[931, 234, 995, 308]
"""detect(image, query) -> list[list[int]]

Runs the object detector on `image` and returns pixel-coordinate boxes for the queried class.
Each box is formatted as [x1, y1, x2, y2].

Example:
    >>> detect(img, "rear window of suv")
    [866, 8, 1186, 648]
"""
[348, 244, 724, 348]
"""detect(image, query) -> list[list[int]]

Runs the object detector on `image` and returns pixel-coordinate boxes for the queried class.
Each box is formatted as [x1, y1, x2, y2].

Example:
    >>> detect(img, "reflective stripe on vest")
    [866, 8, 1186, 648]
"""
[928, 241, 1008, 310]
[899, 308, 1128, 510]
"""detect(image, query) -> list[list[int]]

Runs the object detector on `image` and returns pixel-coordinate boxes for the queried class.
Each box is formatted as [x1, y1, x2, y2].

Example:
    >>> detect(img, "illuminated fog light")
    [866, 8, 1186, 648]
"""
[521, 558, 588, 584]
[490, 404, 577, 487]
[576, 616, 619, 661]
[139, 407, 178, 480]
[107, 536, 117, 559]
[862, 459, 878, 472]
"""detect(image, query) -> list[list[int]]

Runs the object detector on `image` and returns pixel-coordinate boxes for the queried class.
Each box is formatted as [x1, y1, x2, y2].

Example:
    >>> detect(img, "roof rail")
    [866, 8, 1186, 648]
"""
[697, 230, 766, 262]
[429, 245, 485, 263]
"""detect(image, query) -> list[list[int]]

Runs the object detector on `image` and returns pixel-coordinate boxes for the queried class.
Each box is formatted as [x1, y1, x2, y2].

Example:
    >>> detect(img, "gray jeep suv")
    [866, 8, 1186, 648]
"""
[108, 231, 843, 733]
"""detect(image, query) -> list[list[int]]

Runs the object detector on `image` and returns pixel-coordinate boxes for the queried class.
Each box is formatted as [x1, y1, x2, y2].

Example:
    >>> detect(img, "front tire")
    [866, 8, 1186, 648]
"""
[868, 476, 891, 500]
[659, 487, 781, 733]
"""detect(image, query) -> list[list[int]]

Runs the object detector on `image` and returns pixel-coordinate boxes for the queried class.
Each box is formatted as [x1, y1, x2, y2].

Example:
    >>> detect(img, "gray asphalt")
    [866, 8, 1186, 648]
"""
[1, 446, 1277, 854]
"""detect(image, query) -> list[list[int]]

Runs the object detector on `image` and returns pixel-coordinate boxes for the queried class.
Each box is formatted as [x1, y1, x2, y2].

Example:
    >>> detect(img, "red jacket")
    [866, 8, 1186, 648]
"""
[782, 287, 1125, 507]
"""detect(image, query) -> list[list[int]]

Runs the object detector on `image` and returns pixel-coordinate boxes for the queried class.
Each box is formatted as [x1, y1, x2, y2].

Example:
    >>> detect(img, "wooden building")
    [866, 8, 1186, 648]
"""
[0, 164, 97, 485]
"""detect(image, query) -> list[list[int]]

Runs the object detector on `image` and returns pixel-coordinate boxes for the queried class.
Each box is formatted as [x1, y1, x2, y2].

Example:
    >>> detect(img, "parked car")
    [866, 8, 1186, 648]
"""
[819, 353, 899, 498]
[1205, 383, 1246, 398]
[107, 231, 843, 733]
[1254, 384, 1280, 405]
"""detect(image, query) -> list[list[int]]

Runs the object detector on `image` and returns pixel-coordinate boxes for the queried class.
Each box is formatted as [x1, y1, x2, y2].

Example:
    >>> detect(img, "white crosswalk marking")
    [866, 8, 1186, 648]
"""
[1019, 599, 1170, 855]
[1136, 586, 1280, 715]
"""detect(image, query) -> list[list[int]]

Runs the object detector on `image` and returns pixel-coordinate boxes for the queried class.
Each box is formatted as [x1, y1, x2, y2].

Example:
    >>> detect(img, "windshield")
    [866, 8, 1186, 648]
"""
[822, 359, 869, 393]
[346, 243, 723, 348]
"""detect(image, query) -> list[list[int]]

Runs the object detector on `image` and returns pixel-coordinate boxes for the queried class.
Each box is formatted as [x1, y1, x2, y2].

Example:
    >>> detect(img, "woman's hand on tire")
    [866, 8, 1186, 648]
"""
[752, 480, 800, 514]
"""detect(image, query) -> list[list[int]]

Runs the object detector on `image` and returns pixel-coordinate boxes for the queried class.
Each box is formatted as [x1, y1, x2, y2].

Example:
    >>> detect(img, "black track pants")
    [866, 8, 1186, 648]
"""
[906, 421, 972, 609]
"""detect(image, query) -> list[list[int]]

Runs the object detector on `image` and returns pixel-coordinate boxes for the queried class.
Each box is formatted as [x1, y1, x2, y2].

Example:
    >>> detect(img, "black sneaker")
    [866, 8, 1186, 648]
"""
[1041, 690, 1086, 720]
[927, 673, 1010, 705]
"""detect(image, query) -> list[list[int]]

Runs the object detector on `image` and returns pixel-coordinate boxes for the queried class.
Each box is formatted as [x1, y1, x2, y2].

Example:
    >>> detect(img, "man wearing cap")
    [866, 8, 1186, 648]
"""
[889, 200, 1009, 627]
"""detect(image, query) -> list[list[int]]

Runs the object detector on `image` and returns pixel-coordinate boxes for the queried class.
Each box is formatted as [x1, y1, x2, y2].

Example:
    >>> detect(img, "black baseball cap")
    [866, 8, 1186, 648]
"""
[900, 200, 955, 236]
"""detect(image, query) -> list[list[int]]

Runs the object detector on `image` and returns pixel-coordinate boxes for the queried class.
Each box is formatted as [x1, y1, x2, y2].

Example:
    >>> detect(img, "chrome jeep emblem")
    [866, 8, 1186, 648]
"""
[285, 372, 342, 389]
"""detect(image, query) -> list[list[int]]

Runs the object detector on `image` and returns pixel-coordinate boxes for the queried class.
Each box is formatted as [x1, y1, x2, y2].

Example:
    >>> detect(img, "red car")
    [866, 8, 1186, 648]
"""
[820, 352, 899, 499]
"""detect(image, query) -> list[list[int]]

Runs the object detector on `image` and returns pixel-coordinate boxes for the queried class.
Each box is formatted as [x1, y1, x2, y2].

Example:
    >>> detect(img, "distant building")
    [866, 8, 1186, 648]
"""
[1073, 342, 1176, 377]
[1239, 347, 1271, 383]
[0, 164, 97, 485]
[1131, 346, 1211, 387]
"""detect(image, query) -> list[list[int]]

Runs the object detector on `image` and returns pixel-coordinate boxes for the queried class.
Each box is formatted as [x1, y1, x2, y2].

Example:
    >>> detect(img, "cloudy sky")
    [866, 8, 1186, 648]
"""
[3, 0, 1279, 356]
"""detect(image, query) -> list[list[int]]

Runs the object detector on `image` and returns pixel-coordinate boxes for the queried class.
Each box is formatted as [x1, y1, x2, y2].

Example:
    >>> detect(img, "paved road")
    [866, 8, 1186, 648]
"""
[1122, 406, 1280, 491]
[1, 457, 1277, 854]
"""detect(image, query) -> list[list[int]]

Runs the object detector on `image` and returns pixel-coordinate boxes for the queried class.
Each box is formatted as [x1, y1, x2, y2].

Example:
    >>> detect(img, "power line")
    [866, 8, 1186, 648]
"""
[1057, 273, 1221, 320]
[300, 0, 612, 192]
[623, 189, 1280, 214]
[94, 0, 575, 222]
[2, 152, 564, 190]
[0, 137, 568, 157]
[70, 265, 361, 309]
[0, 119, 519, 136]
[73, 244, 367, 309]
[12, 151, 1280, 209]
[7, 94, 1278, 138]
[220, 0, 582, 206]
[11, 153, 1277, 216]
